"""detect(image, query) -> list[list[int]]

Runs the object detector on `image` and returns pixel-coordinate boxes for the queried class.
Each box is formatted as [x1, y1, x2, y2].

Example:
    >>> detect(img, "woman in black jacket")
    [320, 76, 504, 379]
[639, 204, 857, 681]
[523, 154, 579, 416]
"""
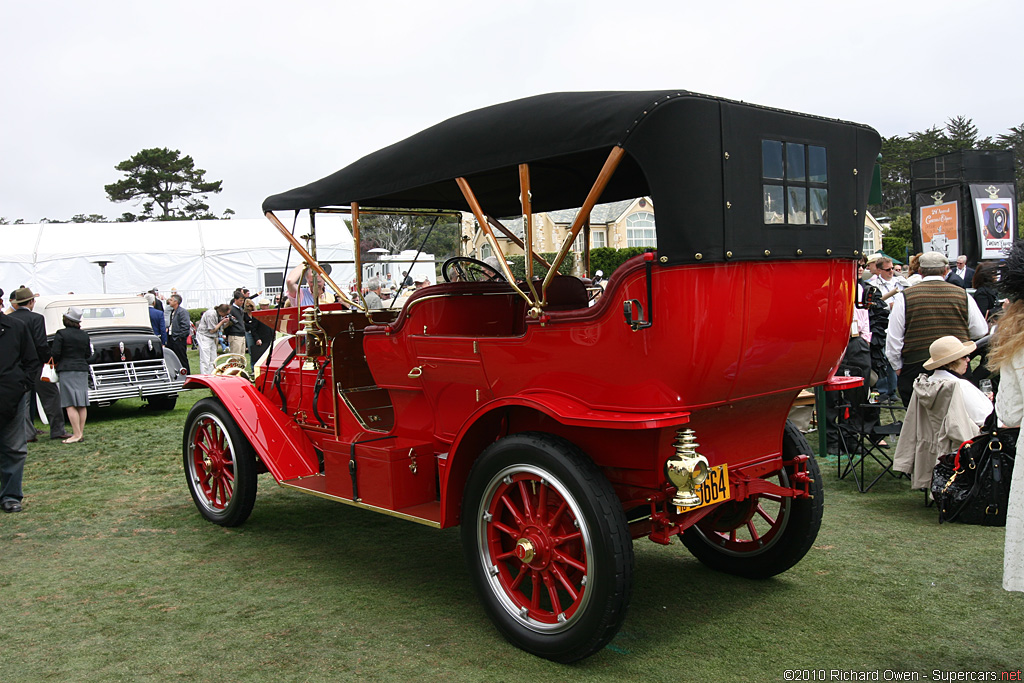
[974, 263, 1000, 322]
[51, 307, 91, 444]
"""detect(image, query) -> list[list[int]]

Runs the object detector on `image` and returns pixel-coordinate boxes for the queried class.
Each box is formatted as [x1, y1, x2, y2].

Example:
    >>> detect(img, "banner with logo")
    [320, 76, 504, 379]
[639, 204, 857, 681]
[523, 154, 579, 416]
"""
[917, 187, 960, 259]
[970, 183, 1016, 260]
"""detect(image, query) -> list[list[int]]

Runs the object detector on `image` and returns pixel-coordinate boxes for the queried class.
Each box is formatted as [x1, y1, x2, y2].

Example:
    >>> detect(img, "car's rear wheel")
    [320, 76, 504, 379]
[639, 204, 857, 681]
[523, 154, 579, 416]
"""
[680, 421, 823, 579]
[461, 432, 633, 663]
[183, 398, 257, 526]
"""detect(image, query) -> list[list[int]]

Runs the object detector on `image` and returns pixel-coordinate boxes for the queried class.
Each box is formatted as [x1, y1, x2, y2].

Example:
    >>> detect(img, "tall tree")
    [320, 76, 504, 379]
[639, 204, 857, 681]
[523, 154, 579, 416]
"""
[944, 116, 982, 150]
[357, 214, 460, 262]
[872, 117, 993, 216]
[105, 148, 227, 220]
[996, 123, 1024, 192]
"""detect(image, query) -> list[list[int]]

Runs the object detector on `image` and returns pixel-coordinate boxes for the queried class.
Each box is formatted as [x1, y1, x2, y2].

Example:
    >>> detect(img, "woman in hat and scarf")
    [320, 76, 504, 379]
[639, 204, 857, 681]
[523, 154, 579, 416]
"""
[923, 336, 993, 427]
[988, 241, 1024, 592]
[50, 307, 91, 444]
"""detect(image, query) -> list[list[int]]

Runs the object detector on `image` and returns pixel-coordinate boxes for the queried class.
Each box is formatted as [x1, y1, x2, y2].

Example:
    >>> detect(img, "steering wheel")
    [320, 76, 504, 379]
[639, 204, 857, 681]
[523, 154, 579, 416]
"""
[442, 256, 507, 283]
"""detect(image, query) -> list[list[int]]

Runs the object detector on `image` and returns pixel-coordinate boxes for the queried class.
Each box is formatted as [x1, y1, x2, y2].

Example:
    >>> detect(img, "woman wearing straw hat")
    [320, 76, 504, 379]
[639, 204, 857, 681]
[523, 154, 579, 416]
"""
[987, 241, 1024, 592]
[923, 336, 993, 427]
[50, 307, 91, 444]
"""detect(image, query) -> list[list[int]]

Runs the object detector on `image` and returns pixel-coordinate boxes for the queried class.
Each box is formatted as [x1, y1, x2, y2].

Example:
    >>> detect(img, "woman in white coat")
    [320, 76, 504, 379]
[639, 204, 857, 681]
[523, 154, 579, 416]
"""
[989, 241, 1024, 592]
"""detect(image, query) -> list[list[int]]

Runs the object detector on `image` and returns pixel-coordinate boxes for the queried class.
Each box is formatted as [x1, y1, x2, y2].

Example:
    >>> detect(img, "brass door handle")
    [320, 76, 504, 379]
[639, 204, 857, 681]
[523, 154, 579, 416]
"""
[408, 366, 424, 378]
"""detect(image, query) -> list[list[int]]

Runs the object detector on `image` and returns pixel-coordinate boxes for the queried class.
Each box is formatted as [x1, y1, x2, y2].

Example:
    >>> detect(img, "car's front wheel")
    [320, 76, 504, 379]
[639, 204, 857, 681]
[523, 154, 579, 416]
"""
[461, 432, 633, 662]
[182, 398, 257, 526]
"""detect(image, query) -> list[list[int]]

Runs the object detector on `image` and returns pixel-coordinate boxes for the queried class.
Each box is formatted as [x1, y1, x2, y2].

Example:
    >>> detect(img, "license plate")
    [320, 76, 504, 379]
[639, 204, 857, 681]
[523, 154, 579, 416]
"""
[677, 464, 730, 513]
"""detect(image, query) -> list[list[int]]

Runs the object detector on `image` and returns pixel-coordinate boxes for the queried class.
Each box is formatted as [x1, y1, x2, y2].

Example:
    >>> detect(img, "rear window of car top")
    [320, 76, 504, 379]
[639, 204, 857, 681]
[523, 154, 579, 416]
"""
[82, 307, 127, 319]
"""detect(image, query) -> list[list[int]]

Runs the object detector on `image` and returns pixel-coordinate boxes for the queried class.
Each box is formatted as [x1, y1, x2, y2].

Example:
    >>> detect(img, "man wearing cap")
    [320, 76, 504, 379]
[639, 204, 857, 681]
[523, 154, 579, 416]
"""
[885, 251, 987, 406]
[9, 287, 69, 442]
[0, 288, 38, 512]
[863, 253, 883, 281]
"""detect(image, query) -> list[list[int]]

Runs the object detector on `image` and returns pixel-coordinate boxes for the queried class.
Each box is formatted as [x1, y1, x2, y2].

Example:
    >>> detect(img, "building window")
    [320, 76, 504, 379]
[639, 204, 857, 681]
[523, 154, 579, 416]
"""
[626, 212, 657, 247]
[863, 224, 875, 255]
[762, 140, 828, 226]
[592, 230, 607, 249]
[480, 243, 492, 260]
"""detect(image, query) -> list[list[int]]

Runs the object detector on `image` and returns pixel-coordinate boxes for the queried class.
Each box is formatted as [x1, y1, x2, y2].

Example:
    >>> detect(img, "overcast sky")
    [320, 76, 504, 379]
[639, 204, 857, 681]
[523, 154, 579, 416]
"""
[2, 0, 1021, 223]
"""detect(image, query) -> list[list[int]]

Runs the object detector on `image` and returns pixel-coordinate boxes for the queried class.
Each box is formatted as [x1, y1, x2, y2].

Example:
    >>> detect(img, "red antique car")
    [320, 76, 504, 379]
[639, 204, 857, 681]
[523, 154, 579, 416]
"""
[182, 91, 880, 662]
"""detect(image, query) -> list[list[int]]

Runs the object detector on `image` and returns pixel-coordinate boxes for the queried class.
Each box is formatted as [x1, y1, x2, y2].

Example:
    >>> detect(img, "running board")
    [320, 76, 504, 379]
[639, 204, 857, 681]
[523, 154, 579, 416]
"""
[278, 474, 441, 528]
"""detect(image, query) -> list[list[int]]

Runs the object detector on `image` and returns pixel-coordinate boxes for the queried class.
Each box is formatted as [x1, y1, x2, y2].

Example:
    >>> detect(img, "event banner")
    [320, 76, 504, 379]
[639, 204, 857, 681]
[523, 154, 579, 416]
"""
[970, 183, 1016, 259]
[917, 187, 960, 259]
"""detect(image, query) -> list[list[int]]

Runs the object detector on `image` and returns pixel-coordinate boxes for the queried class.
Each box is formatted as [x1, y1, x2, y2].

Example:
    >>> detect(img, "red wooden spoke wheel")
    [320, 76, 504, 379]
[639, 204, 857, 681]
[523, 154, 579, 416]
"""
[191, 416, 236, 510]
[690, 470, 793, 551]
[462, 432, 632, 663]
[480, 466, 593, 629]
[183, 398, 257, 527]
[681, 421, 823, 579]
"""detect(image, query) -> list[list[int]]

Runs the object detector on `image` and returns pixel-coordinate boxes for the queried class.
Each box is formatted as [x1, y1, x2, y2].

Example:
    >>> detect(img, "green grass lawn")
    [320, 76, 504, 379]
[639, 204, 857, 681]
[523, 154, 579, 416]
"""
[3, 361, 1021, 681]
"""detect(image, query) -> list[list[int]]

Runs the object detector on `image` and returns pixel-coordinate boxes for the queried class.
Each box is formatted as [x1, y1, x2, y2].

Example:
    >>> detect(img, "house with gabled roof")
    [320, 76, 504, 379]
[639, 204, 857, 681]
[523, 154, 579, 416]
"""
[461, 197, 657, 274]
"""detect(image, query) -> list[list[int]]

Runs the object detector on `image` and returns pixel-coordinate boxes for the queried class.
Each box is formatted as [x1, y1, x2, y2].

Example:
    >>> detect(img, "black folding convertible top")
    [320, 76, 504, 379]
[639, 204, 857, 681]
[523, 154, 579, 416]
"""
[264, 91, 880, 265]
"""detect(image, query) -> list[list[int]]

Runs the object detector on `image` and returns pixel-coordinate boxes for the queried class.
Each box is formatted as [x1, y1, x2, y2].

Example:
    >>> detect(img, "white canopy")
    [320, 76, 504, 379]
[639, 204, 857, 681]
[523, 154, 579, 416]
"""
[2, 214, 355, 309]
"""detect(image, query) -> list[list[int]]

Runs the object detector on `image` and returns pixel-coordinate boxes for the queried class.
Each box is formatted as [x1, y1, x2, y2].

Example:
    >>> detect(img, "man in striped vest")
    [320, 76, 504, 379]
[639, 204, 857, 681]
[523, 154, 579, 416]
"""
[885, 251, 987, 406]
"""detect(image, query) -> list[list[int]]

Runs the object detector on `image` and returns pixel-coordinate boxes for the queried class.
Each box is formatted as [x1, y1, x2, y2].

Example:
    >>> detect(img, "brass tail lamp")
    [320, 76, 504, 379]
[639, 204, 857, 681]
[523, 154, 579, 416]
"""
[664, 429, 710, 507]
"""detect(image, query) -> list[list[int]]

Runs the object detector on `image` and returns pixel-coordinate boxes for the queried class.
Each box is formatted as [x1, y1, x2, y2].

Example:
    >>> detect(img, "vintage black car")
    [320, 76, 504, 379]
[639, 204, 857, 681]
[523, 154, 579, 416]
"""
[36, 294, 187, 409]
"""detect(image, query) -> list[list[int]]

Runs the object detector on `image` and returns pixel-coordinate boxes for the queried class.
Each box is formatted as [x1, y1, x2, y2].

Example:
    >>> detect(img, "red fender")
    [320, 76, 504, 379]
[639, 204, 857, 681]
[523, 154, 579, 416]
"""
[184, 376, 319, 481]
[437, 391, 690, 526]
[505, 390, 690, 430]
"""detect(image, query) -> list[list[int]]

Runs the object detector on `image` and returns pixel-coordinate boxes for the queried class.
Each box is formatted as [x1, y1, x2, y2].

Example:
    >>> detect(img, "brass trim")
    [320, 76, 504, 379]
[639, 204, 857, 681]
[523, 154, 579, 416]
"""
[456, 177, 534, 307]
[541, 146, 626, 296]
[278, 478, 441, 528]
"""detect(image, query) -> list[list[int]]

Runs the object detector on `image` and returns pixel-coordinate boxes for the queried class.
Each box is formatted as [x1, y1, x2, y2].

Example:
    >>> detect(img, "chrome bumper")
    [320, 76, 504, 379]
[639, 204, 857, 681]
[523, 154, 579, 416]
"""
[87, 359, 187, 405]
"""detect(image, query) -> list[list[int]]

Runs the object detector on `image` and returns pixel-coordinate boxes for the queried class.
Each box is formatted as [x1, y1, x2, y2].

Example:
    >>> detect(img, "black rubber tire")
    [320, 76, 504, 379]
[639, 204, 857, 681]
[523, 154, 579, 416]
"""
[182, 397, 258, 527]
[680, 421, 823, 579]
[147, 395, 177, 411]
[461, 432, 633, 663]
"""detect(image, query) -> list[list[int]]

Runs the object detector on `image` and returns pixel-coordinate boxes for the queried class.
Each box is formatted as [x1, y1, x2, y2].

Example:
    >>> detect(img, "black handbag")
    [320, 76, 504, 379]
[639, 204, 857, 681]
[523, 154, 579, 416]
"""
[931, 413, 1017, 526]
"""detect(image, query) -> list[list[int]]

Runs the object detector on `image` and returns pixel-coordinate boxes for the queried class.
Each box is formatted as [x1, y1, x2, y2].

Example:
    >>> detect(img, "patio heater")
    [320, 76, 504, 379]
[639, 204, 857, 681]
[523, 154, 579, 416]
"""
[90, 259, 114, 293]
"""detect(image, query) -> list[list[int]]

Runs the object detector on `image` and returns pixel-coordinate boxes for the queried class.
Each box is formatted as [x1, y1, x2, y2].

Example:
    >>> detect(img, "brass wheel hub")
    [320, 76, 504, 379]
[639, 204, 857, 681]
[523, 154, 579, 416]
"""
[514, 538, 536, 564]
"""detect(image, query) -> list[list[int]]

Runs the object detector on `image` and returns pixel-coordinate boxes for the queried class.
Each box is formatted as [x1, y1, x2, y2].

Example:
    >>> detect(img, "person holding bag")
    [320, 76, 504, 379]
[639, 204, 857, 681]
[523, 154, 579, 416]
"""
[989, 241, 1024, 592]
[50, 307, 91, 444]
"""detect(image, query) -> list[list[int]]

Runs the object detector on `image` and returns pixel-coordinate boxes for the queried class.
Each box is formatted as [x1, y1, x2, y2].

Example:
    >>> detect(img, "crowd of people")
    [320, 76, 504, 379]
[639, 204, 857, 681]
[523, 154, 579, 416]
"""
[824, 247, 1022, 593]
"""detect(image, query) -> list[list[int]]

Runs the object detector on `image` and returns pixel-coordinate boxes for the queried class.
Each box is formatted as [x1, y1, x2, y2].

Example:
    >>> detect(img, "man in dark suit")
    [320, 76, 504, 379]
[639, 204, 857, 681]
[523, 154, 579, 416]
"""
[0, 287, 37, 512]
[8, 288, 69, 441]
[953, 255, 975, 289]
[944, 270, 966, 287]
[166, 294, 191, 374]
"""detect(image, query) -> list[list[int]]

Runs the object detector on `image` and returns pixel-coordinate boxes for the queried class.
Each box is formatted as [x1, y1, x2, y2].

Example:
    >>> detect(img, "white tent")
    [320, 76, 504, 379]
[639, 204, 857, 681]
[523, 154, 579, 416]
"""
[1, 214, 355, 309]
